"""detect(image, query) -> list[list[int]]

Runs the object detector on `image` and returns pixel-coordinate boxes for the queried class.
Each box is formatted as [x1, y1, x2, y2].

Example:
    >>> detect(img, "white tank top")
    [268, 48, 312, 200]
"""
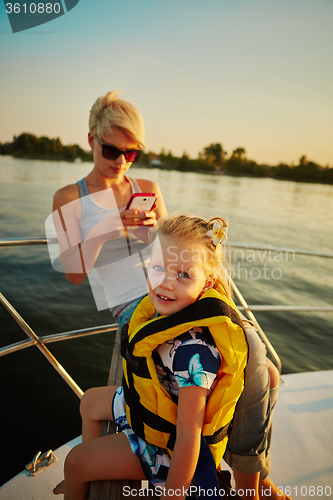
[77, 177, 149, 314]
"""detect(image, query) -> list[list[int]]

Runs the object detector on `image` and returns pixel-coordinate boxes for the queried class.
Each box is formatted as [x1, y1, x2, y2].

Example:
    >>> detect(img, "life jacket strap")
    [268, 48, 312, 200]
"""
[122, 324, 151, 378]
[204, 421, 231, 444]
[122, 376, 177, 450]
[128, 297, 244, 355]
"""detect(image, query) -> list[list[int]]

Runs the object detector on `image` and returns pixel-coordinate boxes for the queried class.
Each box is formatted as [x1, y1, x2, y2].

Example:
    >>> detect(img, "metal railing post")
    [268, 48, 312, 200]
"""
[230, 280, 282, 374]
[0, 292, 84, 398]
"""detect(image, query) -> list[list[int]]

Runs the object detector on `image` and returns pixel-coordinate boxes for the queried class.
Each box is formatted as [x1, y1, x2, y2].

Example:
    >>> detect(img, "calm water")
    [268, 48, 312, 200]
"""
[1, 156, 333, 485]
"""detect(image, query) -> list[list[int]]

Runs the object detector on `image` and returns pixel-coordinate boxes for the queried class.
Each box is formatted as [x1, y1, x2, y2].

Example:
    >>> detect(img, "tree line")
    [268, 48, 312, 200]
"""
[141, 143, 333, 185]
[0, 133, 93, 162]
[1, 133, 332, 185]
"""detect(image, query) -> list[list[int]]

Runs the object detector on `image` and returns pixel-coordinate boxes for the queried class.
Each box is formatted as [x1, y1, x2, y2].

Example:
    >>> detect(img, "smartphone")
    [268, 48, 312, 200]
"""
[125, 193, 157, 212]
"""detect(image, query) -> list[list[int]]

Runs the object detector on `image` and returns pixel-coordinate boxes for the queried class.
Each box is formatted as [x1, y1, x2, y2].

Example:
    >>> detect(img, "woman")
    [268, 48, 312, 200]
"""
[52, 90, 167, 325]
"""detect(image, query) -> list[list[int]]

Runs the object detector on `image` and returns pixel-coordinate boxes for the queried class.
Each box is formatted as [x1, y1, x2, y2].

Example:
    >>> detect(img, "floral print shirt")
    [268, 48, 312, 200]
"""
[113, 326, 222, 487]
[155, 326, 221, 398]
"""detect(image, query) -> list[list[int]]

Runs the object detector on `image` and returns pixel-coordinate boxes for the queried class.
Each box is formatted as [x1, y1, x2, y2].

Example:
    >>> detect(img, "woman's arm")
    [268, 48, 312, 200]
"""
[53, 185, 130, 285]
[163, 386, 207, 500]
[52, 184, 88, 285]
[53, 180, 166, 285]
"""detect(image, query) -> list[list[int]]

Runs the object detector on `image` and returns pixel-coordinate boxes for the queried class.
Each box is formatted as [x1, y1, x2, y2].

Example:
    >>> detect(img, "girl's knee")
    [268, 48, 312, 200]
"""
[80, 387, 98, 419]
[64, 445, 84, 478]
[80, 386, 116, 421]
[267, 359, 280, 389]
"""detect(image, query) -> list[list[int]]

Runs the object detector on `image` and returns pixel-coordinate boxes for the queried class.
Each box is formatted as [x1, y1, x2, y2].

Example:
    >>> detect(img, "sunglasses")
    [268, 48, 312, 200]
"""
[94, 135, 142, 162]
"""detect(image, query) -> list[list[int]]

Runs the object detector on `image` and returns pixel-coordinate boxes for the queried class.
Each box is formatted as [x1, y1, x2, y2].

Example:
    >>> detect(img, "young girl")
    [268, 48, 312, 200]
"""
[53, 214, 248, 499]
[52, 90, 167, 324]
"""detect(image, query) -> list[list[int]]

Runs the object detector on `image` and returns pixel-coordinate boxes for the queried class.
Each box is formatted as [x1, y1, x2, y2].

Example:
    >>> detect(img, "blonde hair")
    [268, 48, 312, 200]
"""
[155, 214, 231, 300]
[89, 90, 146, 147]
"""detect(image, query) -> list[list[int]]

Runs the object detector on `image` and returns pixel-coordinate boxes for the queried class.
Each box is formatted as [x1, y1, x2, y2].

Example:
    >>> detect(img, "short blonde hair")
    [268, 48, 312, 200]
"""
[89, 90, 146, 147]
[155, 214, 231, 300]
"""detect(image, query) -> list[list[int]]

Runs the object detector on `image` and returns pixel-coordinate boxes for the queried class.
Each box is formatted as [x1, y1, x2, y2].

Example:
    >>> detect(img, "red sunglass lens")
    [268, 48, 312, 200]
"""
[125, 150, 138, 162]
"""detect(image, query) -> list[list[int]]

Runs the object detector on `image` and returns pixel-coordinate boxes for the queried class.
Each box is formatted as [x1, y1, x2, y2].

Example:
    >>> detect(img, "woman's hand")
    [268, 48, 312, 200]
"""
[121, 209, 157, 227]
[121, 209, 157, 244]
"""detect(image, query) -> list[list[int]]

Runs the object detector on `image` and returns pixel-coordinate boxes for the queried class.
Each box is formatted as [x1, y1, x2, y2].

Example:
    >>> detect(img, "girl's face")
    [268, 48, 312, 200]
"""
[148, 235, 215, 315]
[88, 127, 139, 180]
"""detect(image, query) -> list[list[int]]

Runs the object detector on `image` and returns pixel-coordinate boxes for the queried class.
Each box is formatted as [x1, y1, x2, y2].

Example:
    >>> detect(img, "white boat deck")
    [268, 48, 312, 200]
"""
[0, 436, 81, 500]
[1, 370, 332, 499]
[269, 369, 333, 498]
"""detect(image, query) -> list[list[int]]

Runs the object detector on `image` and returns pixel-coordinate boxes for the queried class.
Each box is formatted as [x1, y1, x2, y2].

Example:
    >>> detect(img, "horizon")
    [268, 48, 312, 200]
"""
[1, 130, 329, 168]
[1, 0, 332, 166]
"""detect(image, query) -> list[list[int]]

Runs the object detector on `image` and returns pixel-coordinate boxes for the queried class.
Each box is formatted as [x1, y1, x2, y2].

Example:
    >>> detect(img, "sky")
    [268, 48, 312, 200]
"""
[0, 0, 332, 166]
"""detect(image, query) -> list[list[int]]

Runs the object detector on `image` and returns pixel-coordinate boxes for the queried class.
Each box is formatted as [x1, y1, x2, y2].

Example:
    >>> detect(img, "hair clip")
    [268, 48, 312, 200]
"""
[206, 222, 228, 246]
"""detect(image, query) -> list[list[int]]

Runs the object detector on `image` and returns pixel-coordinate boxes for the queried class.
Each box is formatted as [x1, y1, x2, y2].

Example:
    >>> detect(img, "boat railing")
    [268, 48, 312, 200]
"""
[2, 236, 333, 258]
[1, 237, 333, 396]
[0, 291, 118, 398]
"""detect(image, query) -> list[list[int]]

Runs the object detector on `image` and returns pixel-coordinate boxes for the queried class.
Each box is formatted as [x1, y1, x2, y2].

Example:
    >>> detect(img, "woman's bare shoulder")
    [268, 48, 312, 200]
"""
[53, 182, 80, 210]
[136, 178, 161, 193]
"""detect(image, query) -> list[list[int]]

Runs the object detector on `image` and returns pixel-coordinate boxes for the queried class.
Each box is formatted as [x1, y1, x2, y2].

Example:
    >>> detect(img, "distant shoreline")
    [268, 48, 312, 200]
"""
[2, 154, 333, 187]
[148, 165, 333, 186]
[1, 132, 332, 185]
[5, 153, 92, 162]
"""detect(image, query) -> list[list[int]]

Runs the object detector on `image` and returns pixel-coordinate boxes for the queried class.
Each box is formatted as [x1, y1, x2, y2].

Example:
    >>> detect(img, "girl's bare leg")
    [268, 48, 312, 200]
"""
[259, 477, 292, 500]
[61, 432, 145, 500]
[53, 386, 119, 496]
[80, 385, 118, 441]
[231, 361, 281, 500]
[267, 359, 280, 390]
[233, 470, 260, 499]
[257, 364, 292, 499]
[232, 471, 293, 500]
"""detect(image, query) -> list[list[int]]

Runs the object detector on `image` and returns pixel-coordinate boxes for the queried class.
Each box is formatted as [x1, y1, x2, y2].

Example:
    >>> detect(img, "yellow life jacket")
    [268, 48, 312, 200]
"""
[121, 288, 248, 466]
